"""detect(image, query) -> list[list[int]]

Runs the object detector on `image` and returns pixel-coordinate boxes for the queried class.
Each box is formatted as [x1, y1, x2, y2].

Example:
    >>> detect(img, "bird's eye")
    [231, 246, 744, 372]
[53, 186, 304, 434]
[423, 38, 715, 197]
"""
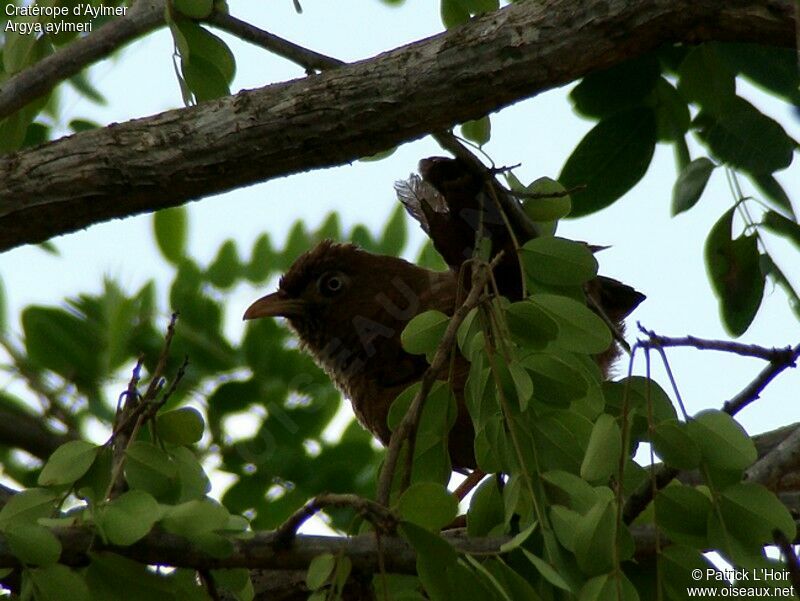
[318, 272, 346, 296]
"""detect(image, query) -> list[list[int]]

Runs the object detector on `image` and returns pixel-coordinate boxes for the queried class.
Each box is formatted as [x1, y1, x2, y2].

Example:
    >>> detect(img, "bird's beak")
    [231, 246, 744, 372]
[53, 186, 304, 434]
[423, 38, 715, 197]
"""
[243, 291, 305, 320]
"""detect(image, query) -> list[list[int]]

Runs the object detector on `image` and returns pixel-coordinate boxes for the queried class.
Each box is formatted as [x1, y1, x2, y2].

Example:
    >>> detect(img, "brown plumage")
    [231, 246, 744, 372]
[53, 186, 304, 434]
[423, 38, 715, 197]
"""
[244, 157, 645, 471]
[243, 241, 474, 466]
[244, 241, 641, 470]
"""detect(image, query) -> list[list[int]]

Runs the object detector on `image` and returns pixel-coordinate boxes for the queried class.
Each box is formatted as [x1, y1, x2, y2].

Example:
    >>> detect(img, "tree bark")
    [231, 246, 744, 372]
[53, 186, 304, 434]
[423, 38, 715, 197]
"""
[0, 0, 794, 252]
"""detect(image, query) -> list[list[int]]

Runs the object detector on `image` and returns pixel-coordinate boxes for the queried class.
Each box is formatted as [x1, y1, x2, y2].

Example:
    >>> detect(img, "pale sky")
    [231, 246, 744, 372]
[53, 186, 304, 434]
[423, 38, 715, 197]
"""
[1, 0, 798, 481]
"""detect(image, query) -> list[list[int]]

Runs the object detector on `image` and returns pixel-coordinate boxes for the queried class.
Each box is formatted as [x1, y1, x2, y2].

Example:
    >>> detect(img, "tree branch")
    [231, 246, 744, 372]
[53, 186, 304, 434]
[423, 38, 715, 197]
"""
[205, 12, 344, 72]
[274, 493, 397, 547]
[622, 334, 800, 524]
[0, 0, 794, 251]
[0, 0, 166, 121]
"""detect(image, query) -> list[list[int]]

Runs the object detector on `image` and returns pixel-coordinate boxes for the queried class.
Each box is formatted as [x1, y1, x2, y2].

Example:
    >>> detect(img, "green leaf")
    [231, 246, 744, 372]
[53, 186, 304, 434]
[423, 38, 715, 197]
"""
[22, 306, 102, 391]
[173, 446, 212, 501]
[578, 572, 639, 601]
[573, 497, 619, 576]
[3, 17, 40, 73]
[125, 441, 178, 498]
[570, 53, 661, 118]
[212, 568, 253, 600]
[399, 522, 457, 601]
[173, 0, 213, 18]
[518, 177, 572, 222]
[541, 470, 598, 513]
[687, 410, 757, 472]
[719, 482, 796, 543]
[529, 294, 612, 354]
[654, 485, 711, 548]
[659, 545, 728, 599]
[650, 419, 701, 470]
[401, 310, 449, 355]
[379, 204, 407, 256]
[505, 300, 559, 350]
[717, 43, 800, 105]
[467, 477, 504, 537]
[763, 211, 800, 250]
[440, 0, 470, 28]
[397, 482, 458, 531]
[153, 207, 188, 265]
[207, 239, 241, 288]
[182, 55, 230, 101]
[38, 440, 99, 487]
[6, 523, 61, 565]
[648, 77, 691, 141]
[306, 553, 335, 590]
[508, 362, 534, 411]
[26, 564, 90, 601]
[550, 505, 581, 551]
[483, 556, 542, 600]
[580, 414, 622, 483]
[498, 520, 537, 552]
[520, 237, 598, 286]
[522, 352, 588, 406]
[85, 552, 183, 600]
[752, 174, 795, 217]
[560, 107, 657, 217]
[696, 99, 795, 175]
[678, 45, 736, 116]
[174, 19, 235, 84]
[460, 116, 491, 146]
[0, 489, 57, 528]
[672, 157, 715, 216]
[158, 407, 205, 445]
[532, 411, 593, 474]
[360, 146, 398, 162]
[705, 208, 765, 336]
[246, 233, 274, 282]
[160, 499, 229, 538]
[521, 548, 571, 592]
[96, 490, 161, 546]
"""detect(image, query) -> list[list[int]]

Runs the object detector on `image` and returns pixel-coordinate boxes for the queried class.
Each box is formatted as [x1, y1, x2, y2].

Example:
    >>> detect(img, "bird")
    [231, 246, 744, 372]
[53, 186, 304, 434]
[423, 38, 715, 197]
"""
[244, 157, 645, 471]
[243, 242, 643, 471]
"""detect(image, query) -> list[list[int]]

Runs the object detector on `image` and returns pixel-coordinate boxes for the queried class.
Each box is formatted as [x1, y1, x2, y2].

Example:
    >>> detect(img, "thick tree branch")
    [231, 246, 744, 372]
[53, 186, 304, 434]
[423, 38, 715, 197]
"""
[0, 401, 75, 460]
[0, 0, 166, 120]
[0, 0, 794, 252]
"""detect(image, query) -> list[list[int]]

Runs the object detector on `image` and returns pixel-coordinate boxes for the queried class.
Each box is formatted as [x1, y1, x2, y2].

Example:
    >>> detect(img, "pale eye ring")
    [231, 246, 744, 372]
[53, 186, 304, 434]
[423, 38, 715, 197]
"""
[319, 272, 345, 296]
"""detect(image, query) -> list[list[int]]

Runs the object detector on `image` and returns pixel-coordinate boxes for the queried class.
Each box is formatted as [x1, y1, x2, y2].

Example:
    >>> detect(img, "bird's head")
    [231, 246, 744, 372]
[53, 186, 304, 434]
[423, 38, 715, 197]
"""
[244, 240, 363, 348]
[244, 240, 455, 377]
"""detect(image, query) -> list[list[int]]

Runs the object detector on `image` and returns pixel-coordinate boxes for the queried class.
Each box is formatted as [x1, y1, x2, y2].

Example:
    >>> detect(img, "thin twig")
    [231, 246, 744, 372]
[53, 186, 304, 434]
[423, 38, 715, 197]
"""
[0, 0, 166, 120]
[206, 11, 344, 73]
[723, 343, 800, 415]
[586, 293, 632, 355]
[143, 313, 180, 401]
[274, 494, 397, 548]
[106, 314, 182, 499]
[638, 326, 797, 363]
[773, 529, 800, 597]
[375, 258, 497, 507]
[623, 335, 800, 525]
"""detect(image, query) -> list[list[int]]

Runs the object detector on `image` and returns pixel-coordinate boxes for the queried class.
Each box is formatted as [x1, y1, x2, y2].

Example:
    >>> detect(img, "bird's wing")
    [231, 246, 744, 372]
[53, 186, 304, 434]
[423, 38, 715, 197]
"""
[394, 174, 449, 235]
